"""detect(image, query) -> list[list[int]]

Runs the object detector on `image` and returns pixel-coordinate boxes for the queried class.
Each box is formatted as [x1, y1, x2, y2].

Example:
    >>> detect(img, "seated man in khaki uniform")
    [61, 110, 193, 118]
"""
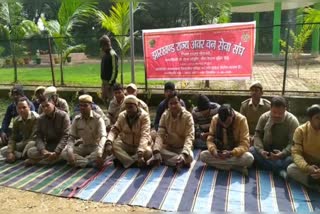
[62, 95, 107, 168]
[287, 105, 320, 191]
[150, 92, 194, 171]
[240, 81, 270, 144]
[38, 86, 70, 115]
[106, 83, 125, 128]
[200, 104, 254, 176]
[123, 83, 149, 113]
[25, 95, 70, 166]
[1, 97, 39, 163]
[104, 95, 152, 168]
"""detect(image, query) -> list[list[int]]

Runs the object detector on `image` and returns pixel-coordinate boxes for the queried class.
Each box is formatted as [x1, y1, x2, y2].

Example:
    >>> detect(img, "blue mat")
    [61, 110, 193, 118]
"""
[0, 150, 320, 212]
[74, 151, 320, 212]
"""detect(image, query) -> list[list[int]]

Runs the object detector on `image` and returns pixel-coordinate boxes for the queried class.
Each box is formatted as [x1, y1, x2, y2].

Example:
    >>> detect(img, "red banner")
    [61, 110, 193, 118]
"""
[143, 22, 255, 80]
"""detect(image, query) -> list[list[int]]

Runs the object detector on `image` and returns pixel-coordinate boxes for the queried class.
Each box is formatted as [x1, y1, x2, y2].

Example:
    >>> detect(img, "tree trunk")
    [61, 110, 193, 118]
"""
[60, 53, 64, 86]
[205, 80, 210, 88]
[120, 54, 124, 85]
[11, 41, 18, 83]
[47, 37, 56, 86]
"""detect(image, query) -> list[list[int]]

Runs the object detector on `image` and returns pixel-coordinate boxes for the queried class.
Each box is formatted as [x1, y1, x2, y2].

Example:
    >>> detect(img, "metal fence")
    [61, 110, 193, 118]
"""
[0, 22, 320, 97]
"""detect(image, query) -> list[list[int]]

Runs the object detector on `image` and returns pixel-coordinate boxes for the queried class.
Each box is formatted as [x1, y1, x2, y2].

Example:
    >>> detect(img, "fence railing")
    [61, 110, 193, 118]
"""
[0, 22, 320, 97]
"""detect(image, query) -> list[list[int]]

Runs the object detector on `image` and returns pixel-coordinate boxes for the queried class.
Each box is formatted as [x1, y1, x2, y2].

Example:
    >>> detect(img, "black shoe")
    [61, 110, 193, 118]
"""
[113, 159, 123, 168]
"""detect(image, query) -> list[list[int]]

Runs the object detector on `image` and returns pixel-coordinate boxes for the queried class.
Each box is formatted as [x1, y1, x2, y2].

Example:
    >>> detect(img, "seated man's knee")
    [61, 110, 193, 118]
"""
[200, 150, 211, 162]
[27, 147, 39, 159]
[242, 152, 254, 167]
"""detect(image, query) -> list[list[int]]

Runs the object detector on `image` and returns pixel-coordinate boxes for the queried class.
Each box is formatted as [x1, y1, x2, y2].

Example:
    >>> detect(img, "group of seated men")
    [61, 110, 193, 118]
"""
[0, 81, 319, 192]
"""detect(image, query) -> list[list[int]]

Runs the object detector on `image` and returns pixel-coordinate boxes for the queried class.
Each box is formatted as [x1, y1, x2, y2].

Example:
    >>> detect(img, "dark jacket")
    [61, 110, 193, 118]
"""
[100, 49, 118, 83]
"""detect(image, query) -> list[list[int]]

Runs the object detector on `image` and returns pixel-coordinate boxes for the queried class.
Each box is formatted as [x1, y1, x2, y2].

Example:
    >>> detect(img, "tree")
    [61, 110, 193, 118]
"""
[280, 7, 320, 77]
[192, 0, 231, 87]
[96, 0, 141, 85]
[42, 0, 97, 85]
[0, 0, 40, 82]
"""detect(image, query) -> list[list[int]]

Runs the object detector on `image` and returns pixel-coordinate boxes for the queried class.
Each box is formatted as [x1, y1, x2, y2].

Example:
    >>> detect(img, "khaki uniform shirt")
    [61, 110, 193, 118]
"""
[154, 108, 194, 156]
[120, 98, 149, 114]
[207, 111, 250, 157]
[240, 98, 270, 135]
[107, 96, 124, 125]
[70, 111, 107, 156]
[107, 108, 151, 153]
[39, 97, 70, 115]
[292, 122, 320, 172]
[36, 108, 71, 154]
[254, 111, 299, 156]
[7, 111, 39, 153]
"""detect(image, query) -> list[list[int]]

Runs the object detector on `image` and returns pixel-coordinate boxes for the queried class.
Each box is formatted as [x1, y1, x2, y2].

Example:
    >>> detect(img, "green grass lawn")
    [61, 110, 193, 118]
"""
[0, 62, 164, 87]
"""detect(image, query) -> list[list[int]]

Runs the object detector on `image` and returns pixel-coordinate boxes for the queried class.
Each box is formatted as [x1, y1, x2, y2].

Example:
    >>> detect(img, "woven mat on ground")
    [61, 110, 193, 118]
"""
[1, 150, 320, 212]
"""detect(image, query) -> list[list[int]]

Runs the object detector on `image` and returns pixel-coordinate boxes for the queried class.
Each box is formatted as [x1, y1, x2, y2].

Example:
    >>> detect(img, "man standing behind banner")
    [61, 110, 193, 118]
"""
[100, 35, 118, 104]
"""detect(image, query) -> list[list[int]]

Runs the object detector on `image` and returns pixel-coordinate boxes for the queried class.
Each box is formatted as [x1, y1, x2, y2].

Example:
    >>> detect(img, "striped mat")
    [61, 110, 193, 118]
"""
[1, 151, 320, 212]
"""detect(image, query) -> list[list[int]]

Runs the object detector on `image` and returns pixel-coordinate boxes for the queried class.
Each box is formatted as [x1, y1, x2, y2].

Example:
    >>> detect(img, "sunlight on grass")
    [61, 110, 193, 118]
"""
[0, 62, 163, 86]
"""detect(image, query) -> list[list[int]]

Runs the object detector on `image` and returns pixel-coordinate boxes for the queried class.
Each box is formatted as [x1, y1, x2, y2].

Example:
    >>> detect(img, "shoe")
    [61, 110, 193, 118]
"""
[279, 170, 288, 180]
[113, 159, 123, 168]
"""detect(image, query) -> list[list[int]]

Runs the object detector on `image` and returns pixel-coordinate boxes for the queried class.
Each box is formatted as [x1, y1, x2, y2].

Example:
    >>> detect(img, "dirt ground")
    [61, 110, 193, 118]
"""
[0, 186, 156, 212]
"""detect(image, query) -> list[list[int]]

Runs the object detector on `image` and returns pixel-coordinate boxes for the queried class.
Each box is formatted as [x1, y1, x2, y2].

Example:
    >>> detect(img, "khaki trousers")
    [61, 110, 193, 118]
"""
[287, 163, 320, 189]
[27, 146, 62, 165]
[61, 143, 100, 168]
[200, 150, 254, 170]
[1, 140, 35, 160]
[160, 146, 194, 167]
[113, 139, 152, 168]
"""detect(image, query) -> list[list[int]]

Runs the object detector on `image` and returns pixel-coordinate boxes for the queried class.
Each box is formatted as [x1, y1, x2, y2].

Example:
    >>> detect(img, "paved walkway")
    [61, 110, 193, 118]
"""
[181, 59, 320, 97]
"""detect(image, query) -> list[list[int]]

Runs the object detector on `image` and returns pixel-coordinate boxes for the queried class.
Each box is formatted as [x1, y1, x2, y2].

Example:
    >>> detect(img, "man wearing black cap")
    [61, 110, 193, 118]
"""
[192, 94, 220, 149]
[0, 85, 35, 146]
[153, 82, 185, 131]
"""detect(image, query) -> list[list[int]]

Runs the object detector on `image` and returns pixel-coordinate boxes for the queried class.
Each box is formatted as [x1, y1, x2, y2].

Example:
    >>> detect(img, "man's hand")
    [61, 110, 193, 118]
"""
[200, 132, 209, 141]
[218, 150, 232, 159]
[136, 151, 145, 167]
[308, 165, 319, 174]
[270, 149, 284, 160]
[104, 142, 113, 156]
[260, 150, 270, 159]
[6, 152, 16, 163]
[41, 149, 50, 158]
[0, 132, 8, 145]
[209, 147, 218, 158]
[46, 152, 59, 161]
[146, 152, 162, 166]
[176, 153, 187, 166]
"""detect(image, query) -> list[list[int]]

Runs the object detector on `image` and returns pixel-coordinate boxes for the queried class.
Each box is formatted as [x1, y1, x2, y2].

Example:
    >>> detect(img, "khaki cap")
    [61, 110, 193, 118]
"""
[79, 94, 93, 103]
[44, 86, 57, 96]
[127, 83, 137, 91]
[249, 81, 263, 90]
[124, 95, 139, 106]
